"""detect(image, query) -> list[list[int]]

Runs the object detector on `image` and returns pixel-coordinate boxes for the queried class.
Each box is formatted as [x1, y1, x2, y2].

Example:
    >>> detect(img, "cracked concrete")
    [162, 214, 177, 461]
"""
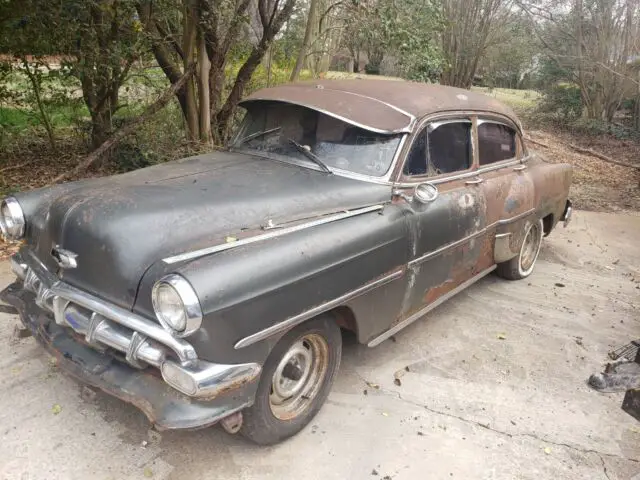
[1, 210, 639, 480]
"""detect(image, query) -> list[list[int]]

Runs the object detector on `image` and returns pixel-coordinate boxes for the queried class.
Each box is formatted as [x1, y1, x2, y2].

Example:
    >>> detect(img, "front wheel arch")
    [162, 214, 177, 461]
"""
[239, 314, 342, 445]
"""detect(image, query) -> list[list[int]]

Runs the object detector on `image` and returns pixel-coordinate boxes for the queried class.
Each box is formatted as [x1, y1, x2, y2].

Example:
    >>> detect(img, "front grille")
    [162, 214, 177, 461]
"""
[18, 260, 196, 369]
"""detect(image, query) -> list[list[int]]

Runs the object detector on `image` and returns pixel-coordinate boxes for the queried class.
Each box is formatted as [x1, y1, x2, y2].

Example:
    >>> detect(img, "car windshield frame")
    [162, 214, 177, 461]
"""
[230, 102, 404, 179]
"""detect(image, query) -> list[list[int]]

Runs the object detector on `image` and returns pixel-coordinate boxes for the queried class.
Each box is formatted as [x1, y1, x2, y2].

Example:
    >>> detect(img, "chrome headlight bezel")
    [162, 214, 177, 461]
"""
[0, 197, 25, 240]
[152, 274, 202, 337]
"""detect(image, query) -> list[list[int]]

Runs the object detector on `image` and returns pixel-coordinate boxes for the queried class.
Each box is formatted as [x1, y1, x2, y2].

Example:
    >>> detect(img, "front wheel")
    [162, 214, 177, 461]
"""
[496, 218, 544, 280]
[239, 315, 342, 445]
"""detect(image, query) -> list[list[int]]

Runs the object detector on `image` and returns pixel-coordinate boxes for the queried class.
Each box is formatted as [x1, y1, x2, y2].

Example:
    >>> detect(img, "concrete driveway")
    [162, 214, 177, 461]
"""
[1, 210, 639, 480]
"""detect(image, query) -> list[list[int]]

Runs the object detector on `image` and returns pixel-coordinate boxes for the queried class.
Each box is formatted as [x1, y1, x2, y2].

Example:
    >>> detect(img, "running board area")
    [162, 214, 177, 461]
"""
[367, 265, 497, 347]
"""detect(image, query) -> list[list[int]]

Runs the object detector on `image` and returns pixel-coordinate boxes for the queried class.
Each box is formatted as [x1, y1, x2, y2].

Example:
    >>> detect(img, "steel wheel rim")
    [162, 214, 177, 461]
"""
[269, 333, 329, 420]
[520, 222, 541, 273]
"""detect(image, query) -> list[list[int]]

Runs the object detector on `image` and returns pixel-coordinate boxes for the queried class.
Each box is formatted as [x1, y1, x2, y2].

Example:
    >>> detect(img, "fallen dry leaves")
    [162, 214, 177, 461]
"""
[526, 128, 640, 213]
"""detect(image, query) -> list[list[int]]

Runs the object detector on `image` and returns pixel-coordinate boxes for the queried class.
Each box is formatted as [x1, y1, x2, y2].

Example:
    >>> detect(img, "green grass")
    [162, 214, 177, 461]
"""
[471, 87, 541, 112]
[0, 107, 38, 129]
[0, 102, 89, 132]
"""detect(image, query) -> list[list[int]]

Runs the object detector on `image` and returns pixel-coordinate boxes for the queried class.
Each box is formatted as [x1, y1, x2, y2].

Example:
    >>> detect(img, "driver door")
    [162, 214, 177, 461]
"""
[392, 118, 491, 321]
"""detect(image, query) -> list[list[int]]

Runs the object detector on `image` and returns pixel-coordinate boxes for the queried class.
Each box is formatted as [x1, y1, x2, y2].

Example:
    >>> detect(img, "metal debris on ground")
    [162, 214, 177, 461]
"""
[609, 340, 640, 361]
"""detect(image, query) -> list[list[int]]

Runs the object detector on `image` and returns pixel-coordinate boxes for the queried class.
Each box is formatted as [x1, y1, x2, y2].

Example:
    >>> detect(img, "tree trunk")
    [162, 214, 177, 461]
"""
[182, 0, 199, 141]
[197, 32, 212, 144]
[137, 1, 200, 142]
[215, 42, 269, 141]
[90, 109, 113, 149]
[290, 0, 319, 81]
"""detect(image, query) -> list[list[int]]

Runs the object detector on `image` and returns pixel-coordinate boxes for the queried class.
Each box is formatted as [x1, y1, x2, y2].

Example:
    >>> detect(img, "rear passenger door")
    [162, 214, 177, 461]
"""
[475, 118, 535, 260]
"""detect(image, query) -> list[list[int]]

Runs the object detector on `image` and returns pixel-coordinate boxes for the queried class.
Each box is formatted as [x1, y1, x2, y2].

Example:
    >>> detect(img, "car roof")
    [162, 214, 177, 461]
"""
[240, 79, 520, 135]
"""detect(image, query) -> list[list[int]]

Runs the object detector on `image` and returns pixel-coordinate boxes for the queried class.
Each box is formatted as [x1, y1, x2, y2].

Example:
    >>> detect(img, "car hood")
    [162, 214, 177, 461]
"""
[19, 151, 391, 309]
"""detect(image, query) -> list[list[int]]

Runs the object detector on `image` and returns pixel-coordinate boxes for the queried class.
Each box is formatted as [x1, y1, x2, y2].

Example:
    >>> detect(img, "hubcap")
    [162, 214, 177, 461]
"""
[520, 222, 541, 273]
[269, 334, 329, 420]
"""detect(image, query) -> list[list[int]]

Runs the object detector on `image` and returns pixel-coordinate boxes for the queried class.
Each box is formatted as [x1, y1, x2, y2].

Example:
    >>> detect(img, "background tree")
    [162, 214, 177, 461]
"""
[480, 12, 540, 89]
[518, 0, 640, 122]
[0, 0, 145, 148]
[342, 0, 442, 79]
[440, 0, 510, 88]
[139, 0, 296, 144]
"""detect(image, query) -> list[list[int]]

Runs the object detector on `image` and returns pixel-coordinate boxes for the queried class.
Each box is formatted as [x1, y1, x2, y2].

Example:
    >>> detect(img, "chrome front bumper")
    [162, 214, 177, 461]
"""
[7, 250, 260, 403]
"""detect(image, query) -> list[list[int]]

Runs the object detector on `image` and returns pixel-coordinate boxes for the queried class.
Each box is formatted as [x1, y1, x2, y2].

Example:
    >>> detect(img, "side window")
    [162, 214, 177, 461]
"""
[478, 122, 517, 165]
[427, 122, 472, 175]
[403, 121, 471, 177]
[403, 128, 428, 175]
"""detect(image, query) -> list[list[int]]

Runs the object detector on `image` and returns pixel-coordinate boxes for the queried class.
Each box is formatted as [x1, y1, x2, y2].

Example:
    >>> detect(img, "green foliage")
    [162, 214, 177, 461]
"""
[344, 0, 443, 81]
[0, 0, 147, 147]
[568, 118, 640, 141]
[109, 101, 188, 172]
[481, 14, 539, 89]
[537, 84, 583, 121]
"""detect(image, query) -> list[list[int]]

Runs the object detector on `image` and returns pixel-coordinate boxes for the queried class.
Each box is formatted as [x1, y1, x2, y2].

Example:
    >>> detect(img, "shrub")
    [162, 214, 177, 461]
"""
[537, 83, 583, 120]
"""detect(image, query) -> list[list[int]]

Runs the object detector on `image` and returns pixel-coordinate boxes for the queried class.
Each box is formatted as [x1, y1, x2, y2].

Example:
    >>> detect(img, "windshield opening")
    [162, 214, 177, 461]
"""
[232, 101, 402, 177]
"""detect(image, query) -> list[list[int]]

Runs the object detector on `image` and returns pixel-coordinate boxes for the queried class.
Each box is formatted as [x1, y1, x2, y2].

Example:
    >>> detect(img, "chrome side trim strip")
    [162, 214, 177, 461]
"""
[394, 159, 525, 187]
[495, 208, 536, 226]
[163, 204, 386, 265]
[367, 265, 497, 347]
[234, 268, 405, 349]
[50, 281, 198, 364]
[408, 229, 486, 268]
[407, 208, 536, 268]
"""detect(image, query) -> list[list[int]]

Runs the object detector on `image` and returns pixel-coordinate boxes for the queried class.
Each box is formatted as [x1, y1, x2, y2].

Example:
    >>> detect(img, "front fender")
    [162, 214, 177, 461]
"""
[134, 205, 410, 365]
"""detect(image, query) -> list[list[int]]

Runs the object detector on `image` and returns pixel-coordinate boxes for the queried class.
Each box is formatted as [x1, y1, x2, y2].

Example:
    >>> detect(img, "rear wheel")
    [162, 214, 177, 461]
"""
[496, 218, 544, 280]
[239, 315, 341, 445]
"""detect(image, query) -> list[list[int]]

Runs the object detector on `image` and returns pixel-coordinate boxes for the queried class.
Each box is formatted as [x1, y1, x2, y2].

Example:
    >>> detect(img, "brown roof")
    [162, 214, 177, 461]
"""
[241, 79, 520, 134]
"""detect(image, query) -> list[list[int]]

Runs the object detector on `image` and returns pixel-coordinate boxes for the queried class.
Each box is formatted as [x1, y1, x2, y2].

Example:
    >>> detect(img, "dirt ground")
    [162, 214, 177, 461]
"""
[0, 210, 638, 480]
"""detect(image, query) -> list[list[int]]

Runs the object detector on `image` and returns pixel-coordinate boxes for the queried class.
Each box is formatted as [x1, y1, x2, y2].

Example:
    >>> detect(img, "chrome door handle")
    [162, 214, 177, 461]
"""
[465, 178, 484, 185]
[513, 165, 527, 171]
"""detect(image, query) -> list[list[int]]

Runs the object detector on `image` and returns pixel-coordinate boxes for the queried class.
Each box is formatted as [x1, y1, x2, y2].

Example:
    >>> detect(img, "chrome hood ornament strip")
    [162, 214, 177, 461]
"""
[163, 204, 386, 265]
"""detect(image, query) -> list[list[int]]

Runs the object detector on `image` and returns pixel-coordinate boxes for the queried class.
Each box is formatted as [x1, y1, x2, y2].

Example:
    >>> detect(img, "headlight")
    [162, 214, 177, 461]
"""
[0, 197, 25, 240]
[152, 274, 202, 337]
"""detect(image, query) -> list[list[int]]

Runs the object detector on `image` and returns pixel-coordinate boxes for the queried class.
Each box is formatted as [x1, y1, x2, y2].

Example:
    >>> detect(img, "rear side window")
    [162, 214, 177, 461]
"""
[478, 122, 517, 165]
[403, 121, 472, 177]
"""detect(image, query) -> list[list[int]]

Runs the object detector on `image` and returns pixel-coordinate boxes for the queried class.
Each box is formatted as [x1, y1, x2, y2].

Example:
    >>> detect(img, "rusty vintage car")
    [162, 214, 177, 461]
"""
[0, 79, 572, 444]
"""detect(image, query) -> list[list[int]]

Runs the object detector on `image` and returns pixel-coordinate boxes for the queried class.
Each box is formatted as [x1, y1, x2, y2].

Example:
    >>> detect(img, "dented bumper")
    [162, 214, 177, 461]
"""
[1, 262, 261, 430]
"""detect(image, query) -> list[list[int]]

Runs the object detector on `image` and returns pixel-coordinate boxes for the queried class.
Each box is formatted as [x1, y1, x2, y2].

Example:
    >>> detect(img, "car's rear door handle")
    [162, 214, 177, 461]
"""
[513, 165, 527, 171]
[465, 177, 484, 185]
